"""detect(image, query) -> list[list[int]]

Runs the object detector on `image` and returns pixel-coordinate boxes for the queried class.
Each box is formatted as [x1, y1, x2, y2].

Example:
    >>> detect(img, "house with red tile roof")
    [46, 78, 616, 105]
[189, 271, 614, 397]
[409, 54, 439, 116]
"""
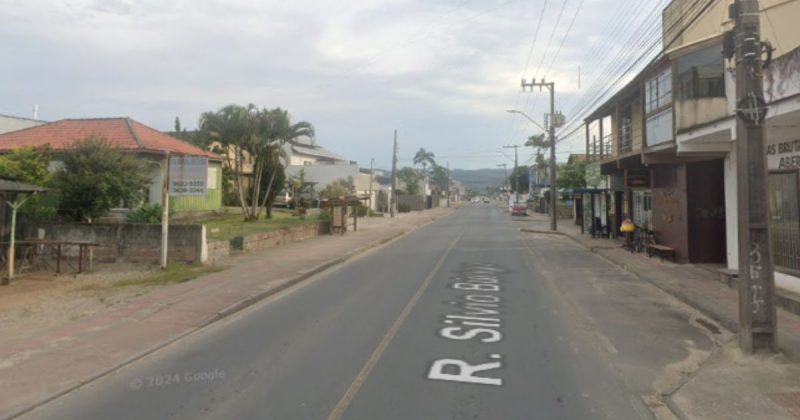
[0, 117, 223, 212]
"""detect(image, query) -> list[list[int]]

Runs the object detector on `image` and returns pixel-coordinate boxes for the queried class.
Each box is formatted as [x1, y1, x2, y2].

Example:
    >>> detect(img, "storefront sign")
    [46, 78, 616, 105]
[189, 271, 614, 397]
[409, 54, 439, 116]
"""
[625, 169, 651, 188]
[767, 138, 800, 170]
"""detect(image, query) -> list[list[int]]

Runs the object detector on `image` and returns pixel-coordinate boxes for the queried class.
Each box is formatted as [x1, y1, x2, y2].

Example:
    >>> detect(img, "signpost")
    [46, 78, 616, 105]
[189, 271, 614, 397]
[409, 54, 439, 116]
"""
[161, 155, 208, 269]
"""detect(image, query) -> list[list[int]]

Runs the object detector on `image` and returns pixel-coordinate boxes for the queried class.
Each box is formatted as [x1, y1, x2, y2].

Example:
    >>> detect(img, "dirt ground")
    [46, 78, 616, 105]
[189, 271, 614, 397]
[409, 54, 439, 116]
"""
[0, 262, 171, 344]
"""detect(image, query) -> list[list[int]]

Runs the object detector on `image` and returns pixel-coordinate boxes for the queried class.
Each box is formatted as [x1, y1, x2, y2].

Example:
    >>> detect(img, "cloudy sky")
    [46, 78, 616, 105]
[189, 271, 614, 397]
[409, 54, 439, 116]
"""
[0, 0, 667, 169]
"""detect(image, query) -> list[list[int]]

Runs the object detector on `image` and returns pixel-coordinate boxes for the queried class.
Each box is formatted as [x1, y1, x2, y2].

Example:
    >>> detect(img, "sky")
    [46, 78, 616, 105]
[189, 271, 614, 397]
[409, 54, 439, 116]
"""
[0, 0, 667, 170]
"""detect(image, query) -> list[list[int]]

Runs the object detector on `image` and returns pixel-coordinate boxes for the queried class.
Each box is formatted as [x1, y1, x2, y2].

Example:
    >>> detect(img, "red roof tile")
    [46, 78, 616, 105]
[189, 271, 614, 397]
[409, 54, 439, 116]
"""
[0, 117, 220, 160]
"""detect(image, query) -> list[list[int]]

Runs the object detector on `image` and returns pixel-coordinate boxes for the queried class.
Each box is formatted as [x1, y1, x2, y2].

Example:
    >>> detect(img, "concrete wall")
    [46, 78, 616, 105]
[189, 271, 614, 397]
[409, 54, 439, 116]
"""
[652, 164, 691, 262]
[205, 222, 327, 262]
[675, 97, 728, 131]
[397, 194, 425, 211]
[29, 223, 206, 264]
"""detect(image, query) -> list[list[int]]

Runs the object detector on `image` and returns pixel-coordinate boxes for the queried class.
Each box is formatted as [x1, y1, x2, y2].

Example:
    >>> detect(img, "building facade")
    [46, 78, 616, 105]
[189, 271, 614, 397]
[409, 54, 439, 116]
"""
[582, 0, 800, 290]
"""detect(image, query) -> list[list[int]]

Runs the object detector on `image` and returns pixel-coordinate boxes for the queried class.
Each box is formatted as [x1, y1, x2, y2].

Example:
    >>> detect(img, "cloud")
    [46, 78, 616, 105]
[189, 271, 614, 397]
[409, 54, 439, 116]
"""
[0, 0, 650, 169]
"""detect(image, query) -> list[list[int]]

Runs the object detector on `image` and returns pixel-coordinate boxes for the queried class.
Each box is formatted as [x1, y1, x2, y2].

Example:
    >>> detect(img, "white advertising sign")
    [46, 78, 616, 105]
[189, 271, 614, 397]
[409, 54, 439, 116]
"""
[169, 156, 208, 196]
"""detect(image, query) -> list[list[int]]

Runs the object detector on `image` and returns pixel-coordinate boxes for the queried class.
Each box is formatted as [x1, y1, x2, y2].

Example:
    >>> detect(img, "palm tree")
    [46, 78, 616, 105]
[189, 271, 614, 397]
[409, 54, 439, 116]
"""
[413, 148, 436, 171]
[199, 104, 258, 219]
[254, 108, 314, 218]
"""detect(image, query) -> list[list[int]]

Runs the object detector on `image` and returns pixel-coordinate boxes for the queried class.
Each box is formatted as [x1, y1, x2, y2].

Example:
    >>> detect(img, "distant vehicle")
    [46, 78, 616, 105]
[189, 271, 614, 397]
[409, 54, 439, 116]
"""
[483, 198, 490, 204]
[511, 202, 528, 216]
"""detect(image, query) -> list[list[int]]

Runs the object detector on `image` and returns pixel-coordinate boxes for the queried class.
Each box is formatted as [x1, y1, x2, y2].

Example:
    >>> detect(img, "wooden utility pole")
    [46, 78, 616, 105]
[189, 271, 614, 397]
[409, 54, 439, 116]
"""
[369, 157, 374, 212]
[497, 164, 508, 194]
[732, 0, 777, 353]
[390, 130, 398, 218]
[446, 161, 451, 208]
[522, 78, 559, 231]
[503, 145, 521, 203]
[161, 153, 170, 270]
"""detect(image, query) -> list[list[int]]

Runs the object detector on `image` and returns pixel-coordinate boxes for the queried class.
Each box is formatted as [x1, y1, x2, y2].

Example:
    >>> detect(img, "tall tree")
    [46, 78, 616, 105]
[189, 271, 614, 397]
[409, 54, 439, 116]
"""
[397, 167, 422, 195]
[199, 104, 257, 219]
[413, 148, 436, 175]
[199, 105, 313, 221]
[508, 165, 531, 194]
[557, 161, 587, 190]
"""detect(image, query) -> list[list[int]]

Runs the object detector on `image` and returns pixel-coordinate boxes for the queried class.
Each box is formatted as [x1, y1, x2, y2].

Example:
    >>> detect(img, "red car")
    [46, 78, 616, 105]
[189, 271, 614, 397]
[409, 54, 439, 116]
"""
[511, 203, 528, 216]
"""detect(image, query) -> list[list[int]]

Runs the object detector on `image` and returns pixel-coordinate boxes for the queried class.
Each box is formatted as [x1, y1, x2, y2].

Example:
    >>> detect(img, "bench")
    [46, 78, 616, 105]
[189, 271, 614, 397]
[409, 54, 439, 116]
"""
[647, 244, 676, 262]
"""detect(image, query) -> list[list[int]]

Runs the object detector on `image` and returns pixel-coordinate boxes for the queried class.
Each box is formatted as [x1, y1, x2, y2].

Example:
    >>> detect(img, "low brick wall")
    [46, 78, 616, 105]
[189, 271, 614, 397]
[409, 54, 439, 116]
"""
[206, 222, 328, 262]
[28, 223, 205, 264]
[206, 239, 231, 263]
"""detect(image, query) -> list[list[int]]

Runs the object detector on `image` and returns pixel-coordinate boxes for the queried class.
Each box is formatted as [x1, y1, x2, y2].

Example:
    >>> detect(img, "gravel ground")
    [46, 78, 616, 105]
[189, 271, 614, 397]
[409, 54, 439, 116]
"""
[0, 262, 166, 344]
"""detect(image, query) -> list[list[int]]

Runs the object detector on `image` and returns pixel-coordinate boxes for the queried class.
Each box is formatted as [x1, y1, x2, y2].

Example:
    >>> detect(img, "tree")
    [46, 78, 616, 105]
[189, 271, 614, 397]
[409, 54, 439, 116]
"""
[54, 137, 151, 223]
[413, 148, 436, 176]
[557, 161, 587, 190]
[0, 146, 57, 221]
[508, 165, 530, 194]
[397, 167, 421, 195]
[0, 146, 52, 184]
[250, 162, 286, 219]
[199, 104, 313, 221]
[429, 164, 449, 193]
[321, 177, 354, 199]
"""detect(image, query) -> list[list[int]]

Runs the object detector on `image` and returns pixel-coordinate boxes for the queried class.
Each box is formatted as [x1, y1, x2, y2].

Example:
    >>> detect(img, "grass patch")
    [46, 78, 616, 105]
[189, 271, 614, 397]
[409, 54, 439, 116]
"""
[204, 212, 320, 241]
[112, 264, 224, 288]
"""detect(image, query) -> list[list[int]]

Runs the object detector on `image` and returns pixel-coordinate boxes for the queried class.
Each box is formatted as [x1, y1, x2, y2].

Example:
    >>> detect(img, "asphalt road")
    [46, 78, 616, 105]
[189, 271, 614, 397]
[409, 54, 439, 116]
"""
[22, 204, 655, 419]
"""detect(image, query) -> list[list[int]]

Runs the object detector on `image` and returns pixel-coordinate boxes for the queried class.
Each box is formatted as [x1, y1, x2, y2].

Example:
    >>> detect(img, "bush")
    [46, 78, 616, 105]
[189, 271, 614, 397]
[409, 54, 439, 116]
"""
[126, 203, 163, 224]
[55, 137, 151, 222]
[355, 204, 369, 217]
[318, 210, 332, 222]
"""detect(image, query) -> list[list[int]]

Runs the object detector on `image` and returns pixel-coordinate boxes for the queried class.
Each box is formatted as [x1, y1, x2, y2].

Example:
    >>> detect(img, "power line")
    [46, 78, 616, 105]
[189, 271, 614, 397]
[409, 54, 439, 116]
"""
[557, 0, 716, 141]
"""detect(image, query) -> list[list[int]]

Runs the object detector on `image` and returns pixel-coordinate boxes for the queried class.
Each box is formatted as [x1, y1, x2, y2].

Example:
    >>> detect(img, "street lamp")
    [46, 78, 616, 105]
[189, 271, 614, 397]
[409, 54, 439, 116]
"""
[506, 109, 546, 132]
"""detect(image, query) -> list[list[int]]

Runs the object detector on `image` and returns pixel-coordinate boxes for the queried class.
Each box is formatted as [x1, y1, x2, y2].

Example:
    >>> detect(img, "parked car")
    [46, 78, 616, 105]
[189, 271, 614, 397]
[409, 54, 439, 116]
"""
[511, 202, 528, 216]
[483, 198, 490, 203]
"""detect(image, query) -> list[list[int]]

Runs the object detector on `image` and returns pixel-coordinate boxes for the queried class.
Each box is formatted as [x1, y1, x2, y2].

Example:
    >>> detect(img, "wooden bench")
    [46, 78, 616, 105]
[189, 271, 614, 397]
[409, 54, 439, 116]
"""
[647, 244, 676, 262]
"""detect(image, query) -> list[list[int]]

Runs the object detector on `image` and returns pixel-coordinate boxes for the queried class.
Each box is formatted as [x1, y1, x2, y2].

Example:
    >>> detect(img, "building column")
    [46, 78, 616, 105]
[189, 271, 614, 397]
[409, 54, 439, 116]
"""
[724, 148, 739, 270]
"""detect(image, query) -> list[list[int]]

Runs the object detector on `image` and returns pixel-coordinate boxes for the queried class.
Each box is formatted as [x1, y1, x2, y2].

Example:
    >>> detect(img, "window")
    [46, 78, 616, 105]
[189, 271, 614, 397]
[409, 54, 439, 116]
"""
[645, 68, 672, 114]
[619, 104, 632, 153]
[676, 45, 725, 100]
[646, 109, 673, 146]
[768, 172, 800, 272]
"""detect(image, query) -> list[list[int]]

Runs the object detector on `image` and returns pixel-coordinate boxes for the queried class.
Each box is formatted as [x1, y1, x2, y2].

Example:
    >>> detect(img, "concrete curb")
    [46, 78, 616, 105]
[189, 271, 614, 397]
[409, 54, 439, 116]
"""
[5, 212, 448, 419]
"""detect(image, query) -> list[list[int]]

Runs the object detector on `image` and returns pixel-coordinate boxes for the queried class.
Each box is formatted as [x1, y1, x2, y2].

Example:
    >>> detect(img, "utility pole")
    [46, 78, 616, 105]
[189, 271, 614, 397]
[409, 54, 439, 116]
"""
[522, 78, 560, 231]
[503, 145, 521, 203]
[369, 157, 374, 212]
[446, 161, 451, 208]
[497, 163, 508, 199]
[160, 153, 170, 270]
[731, 0, 777, 353]
[390, 130, 398, 218]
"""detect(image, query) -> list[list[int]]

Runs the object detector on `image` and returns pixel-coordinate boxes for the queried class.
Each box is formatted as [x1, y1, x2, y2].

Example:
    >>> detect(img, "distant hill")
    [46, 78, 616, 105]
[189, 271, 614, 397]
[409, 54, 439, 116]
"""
[450, 168, 507, 191]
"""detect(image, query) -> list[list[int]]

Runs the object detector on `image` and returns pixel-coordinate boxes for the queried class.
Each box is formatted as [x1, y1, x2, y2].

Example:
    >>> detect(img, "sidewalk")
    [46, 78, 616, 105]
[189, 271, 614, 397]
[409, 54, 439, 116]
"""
[0, 207, 456, 420]
[521, 212, 800, 419]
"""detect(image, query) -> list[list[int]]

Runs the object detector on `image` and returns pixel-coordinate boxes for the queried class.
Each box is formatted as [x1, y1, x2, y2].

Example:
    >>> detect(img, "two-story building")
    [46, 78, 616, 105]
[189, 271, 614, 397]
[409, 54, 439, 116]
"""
[582, 0, 800, 290]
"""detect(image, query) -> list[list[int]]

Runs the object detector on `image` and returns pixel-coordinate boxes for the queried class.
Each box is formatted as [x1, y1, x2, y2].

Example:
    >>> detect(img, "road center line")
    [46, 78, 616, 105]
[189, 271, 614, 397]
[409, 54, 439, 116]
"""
[327, 231, 465, 420]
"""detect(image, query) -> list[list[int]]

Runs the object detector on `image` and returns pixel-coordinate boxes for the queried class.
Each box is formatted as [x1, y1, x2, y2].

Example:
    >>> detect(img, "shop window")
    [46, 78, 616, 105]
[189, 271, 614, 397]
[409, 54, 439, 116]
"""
[768, 172, 800, 272]
[677, 45, 725, 100]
